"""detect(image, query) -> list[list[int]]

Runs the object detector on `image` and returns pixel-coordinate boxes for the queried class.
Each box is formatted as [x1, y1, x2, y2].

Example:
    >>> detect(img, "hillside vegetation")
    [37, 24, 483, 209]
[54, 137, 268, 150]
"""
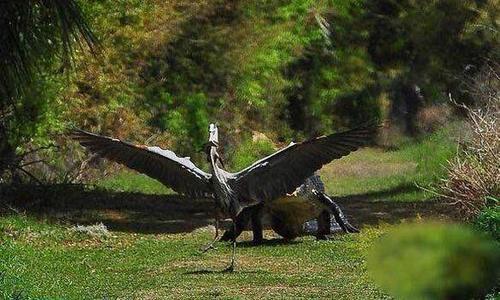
[1, 0, 498, 179]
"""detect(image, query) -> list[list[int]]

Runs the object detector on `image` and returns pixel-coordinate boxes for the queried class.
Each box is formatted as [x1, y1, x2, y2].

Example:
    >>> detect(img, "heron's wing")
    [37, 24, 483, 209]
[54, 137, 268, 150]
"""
[72, 129, 212, 197]
[231, 124, 377, 203]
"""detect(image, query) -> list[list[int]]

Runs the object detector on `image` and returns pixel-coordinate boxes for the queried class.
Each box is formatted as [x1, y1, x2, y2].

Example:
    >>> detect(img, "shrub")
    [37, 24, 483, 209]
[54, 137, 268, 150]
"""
[229, 132, 276, 171]
[475, 202, 500, 241]
[440, 64, 499, 218]
[367, 222, 500, 300]
[416, 104, 453, 134]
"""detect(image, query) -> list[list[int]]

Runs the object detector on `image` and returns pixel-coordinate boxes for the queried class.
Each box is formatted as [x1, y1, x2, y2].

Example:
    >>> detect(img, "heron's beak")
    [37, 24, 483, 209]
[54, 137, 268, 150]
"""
[209, 123, 218, 144]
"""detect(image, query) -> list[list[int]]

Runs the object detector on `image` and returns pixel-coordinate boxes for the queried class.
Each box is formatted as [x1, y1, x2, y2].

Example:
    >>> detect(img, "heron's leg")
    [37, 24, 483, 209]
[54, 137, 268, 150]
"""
[223, 222, 237, 272]
[315, 191, 359, 233]
[250, 204, 264, 244]
[220, 208, 251, 242]
[201, 218, 220, 253]
[316, 210, 331, 240]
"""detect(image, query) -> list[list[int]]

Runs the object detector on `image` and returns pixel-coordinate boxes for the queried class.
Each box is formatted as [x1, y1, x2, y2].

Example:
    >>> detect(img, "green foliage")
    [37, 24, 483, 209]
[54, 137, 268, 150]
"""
[475, 203, 500, 241]
[153, 93, 211, 151]
[6, 72, 66, 150]
[368, 222, 500, 300]
[0, 0, 97, 168]
[228, 137, 276, 171]
[2, 0, 498, 184]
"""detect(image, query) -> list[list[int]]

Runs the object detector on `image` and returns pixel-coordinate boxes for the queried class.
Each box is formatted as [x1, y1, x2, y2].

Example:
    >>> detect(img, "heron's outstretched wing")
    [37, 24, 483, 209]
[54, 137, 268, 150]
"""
[231, 124, 378, 203]
[72, 130, 212, 198]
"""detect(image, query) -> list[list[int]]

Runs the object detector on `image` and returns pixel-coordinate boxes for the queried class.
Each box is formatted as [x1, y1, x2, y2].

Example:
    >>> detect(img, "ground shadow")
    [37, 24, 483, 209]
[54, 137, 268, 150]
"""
[1, 183, 454, 235]
[1, 184, 220, 234]
[184, 269, 262, 275]
[333, 183, 455, 228]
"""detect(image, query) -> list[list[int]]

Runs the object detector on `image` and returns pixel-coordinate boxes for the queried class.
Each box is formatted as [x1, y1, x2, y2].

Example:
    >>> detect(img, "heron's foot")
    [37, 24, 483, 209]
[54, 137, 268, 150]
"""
[341, 223, 360, 233]
[315, 234, 330, 241]
[200, 240, 219, 253]
[222, 263, 235, 273]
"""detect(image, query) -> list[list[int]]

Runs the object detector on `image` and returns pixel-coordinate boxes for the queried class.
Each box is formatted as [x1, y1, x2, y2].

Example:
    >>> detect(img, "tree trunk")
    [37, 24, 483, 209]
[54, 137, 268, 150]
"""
[390, 79, 424, 136]
[0, 122, 16, 182]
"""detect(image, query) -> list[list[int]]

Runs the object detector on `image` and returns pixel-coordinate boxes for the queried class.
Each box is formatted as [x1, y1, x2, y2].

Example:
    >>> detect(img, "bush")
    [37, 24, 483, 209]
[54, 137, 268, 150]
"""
[229, 132, 276, 171]
[475, 202, 500, 241]
[416, 104, 453, 134]
[441, 64, 499, 218]
[367, 222, 500, 300]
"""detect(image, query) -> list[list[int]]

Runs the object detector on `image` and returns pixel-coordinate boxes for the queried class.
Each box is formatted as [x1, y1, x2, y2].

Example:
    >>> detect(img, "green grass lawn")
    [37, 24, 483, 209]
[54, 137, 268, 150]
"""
[0, 215, 388, 299]
[321, 125, 457, 202]
[0, 127, 459, 299]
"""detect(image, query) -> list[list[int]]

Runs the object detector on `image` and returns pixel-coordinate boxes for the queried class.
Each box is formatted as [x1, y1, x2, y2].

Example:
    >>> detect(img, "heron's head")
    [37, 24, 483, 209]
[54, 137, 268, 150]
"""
[208, 123, 218, 145]
[203, 123, 219, 158]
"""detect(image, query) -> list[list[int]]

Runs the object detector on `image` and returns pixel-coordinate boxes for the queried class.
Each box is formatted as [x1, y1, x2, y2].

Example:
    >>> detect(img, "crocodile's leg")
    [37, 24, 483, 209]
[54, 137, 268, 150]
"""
[314, 191, 359, 233]
[221, 204, 264, 244]
[316, 210, 331, 240]
[250, 204, 264, 244]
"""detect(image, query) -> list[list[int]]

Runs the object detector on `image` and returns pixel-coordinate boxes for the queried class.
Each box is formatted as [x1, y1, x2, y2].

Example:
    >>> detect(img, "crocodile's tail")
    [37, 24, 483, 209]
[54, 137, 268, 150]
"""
[313, 190, 359, 233]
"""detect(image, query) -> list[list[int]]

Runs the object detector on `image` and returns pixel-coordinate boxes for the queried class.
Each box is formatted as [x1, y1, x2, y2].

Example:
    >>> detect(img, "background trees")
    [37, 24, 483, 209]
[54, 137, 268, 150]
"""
[0, 0, 96, 180]
[1, 0, 498, 181]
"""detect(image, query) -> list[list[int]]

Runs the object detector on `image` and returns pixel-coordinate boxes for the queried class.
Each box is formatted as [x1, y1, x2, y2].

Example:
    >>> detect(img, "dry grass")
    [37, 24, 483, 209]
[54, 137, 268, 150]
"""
[416, 104, 453, 134]
[441, 64, 499, 218]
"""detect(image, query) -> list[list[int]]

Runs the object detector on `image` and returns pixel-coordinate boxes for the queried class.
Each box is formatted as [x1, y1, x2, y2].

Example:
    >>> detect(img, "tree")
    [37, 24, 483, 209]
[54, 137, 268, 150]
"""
[364, 0, 498, 134]
[0, 0, 97, 181]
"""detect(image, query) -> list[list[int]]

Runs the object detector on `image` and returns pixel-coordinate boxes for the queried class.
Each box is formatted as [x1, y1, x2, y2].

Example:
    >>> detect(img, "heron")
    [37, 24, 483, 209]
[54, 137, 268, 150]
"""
[72, 123, 377, 271]
[220, 173, 359, 244]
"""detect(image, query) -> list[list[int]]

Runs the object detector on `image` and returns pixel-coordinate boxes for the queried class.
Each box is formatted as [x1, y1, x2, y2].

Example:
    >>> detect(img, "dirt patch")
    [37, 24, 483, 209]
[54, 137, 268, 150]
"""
[322, 161, 416, 178]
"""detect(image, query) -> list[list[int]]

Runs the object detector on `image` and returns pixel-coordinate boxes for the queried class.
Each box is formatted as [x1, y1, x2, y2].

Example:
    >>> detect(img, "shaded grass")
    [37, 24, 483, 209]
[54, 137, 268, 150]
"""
[0, 214, 388, 299]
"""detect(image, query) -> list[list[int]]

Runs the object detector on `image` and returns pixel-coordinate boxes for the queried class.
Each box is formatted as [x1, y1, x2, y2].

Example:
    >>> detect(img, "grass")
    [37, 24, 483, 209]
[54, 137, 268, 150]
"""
[322, 126, 457, 202]
[0, 127, 459, 299]
[97, 172, 173, 195]
[0, 214, 388, 299]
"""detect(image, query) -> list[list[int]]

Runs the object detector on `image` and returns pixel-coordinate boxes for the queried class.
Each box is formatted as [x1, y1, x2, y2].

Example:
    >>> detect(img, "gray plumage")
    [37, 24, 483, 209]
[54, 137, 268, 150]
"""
[72, 124, 376, 217]
[72, 130, 212, 198]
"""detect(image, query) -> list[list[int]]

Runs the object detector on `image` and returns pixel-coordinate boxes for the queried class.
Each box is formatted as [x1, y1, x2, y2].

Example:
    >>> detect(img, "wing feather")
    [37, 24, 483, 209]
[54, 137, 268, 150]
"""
[232, 124, 378, 203]
[71, 130, 212, 197]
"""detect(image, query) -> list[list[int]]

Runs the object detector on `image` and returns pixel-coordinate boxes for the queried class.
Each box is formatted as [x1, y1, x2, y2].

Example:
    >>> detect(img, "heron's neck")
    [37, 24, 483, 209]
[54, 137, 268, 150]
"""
[209, 147, 224, 176]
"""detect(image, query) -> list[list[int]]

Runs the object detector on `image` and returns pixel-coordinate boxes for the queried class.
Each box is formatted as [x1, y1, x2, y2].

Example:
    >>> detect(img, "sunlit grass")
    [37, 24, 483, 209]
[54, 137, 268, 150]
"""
[97, 172, 173, 195]
[322, 126, 457, 202]
[0, 214, 387, 299]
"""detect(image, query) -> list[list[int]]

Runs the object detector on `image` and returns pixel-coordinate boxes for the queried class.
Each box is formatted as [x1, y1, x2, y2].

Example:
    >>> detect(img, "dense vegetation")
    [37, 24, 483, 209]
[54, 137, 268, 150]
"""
[1, 0, 498, 181]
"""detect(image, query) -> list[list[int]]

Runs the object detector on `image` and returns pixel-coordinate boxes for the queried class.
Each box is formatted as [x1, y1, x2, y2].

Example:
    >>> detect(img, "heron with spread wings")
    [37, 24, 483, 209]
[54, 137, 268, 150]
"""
[72, 123, 377, 271]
